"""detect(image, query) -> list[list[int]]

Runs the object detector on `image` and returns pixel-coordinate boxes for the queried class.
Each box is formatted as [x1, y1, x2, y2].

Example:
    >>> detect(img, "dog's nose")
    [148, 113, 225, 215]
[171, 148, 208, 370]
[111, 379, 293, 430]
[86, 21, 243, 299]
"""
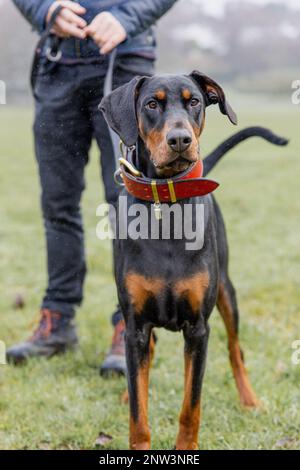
[167, 129, 192, 153]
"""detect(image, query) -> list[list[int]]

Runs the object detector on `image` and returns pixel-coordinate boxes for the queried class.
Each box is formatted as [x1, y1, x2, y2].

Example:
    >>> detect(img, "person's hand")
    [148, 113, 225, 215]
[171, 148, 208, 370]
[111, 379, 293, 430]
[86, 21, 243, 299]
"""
[85, 12, 127, 54]
[46, 1, 87, 39]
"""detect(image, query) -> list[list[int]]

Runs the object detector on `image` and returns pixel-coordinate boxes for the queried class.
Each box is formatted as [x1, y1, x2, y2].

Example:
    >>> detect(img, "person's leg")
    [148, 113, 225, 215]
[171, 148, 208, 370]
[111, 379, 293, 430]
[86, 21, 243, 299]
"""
[7, 64, 93, 364]
[88, 56, 155, 375]
[36, 74, 91, 318]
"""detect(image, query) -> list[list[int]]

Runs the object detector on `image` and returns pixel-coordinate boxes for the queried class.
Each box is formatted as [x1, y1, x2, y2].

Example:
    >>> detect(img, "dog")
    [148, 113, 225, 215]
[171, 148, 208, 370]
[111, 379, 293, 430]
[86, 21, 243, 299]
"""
[100, 71, 288, 450]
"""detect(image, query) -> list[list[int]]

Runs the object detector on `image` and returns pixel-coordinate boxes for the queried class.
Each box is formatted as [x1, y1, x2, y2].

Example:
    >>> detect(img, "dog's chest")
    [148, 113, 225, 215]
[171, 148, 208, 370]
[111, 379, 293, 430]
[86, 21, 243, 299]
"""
[121, 241, 214, 330]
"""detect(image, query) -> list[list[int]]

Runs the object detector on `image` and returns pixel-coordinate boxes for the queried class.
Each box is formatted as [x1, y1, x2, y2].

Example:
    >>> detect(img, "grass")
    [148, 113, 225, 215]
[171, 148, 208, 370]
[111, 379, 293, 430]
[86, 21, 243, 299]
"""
[0, 99, 300, 450]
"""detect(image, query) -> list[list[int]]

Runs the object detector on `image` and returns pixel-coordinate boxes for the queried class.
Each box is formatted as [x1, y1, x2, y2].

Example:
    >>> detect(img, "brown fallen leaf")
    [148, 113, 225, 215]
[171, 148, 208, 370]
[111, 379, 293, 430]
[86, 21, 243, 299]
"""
[275, 437, 300, 449]
[12, 294, 25, 310]
[38, 442, 52, 450]
[95, 432, 113, 447]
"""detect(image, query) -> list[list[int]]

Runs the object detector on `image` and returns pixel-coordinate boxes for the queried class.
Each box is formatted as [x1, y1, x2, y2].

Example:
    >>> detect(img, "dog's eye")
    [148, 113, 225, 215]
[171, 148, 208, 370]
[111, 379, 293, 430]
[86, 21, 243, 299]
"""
[146, 100, 158, 110]
[190, 98, 200, 107]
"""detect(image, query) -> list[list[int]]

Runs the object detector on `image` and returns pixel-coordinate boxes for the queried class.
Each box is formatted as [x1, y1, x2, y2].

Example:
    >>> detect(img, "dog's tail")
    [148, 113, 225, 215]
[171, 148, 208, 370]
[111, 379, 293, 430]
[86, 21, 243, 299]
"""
[203, 126, 289, 176]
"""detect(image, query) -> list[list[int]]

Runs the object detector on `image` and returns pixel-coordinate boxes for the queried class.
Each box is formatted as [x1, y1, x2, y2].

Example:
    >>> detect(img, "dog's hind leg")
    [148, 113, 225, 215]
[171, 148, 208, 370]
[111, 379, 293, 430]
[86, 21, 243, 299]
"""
[217, 278, 260, 408]
[214, 197, 259, 408]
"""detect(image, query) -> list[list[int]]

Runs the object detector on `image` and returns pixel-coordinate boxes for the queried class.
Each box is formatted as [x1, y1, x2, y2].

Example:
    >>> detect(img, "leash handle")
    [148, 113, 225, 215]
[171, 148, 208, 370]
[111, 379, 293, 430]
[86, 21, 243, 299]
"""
[30, 5, 63, 90]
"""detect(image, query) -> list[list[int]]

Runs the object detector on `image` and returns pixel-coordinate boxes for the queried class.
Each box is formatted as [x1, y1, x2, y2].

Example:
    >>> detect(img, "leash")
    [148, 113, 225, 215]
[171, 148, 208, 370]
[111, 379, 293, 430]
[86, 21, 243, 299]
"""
[103, 48, 122, 172]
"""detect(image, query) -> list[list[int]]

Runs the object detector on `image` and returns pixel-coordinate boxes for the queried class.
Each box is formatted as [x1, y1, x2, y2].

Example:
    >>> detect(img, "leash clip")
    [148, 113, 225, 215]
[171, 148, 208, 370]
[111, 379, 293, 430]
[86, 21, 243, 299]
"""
[46, 46, 62, 62]
[120, 141, 136, 158]
[114, 168, 125, 187]
[119, 158, 141, 177]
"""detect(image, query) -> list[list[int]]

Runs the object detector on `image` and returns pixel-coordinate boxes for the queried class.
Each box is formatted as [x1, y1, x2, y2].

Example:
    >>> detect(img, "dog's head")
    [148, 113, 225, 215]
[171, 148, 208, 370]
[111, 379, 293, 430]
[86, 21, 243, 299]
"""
[100, 71, 237, 177]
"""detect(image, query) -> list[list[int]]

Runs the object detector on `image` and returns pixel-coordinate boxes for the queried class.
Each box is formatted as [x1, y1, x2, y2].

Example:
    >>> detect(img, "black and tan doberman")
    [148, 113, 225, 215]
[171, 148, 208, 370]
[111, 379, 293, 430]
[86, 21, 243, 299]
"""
[100, 71, 288, 450]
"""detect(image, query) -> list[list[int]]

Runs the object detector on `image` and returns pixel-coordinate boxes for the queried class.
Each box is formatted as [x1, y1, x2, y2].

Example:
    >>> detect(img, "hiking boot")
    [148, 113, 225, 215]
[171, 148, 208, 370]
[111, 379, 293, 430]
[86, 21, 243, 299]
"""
[100, 319, 126, 377]
[6, 308, 78, 365]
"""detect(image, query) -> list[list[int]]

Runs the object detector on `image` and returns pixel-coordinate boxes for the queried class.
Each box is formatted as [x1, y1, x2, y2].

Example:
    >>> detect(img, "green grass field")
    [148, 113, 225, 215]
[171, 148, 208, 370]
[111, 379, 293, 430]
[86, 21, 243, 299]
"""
[0, 101, 299, 450]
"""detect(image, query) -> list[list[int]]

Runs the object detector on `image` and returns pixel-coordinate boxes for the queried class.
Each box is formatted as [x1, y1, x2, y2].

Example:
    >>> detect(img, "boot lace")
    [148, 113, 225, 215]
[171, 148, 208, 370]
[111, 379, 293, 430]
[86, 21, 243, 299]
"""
[29, 309, 61, 342]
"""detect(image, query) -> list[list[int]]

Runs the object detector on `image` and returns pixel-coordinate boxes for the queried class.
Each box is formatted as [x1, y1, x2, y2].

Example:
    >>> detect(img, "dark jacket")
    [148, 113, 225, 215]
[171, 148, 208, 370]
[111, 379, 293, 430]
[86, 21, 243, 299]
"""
[12, 0, 177, 59]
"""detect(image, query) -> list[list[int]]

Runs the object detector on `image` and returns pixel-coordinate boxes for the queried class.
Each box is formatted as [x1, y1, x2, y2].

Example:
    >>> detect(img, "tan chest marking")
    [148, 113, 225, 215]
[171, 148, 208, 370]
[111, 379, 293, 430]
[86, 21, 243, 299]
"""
[125, 272, 210, 315]
[125, 273, 165, 314]
[174, 272, 210, 313]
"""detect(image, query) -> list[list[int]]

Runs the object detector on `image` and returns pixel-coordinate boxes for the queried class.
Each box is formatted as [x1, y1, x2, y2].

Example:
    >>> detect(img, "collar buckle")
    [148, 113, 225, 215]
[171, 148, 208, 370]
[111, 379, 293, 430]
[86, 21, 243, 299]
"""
[119, 157, 141, 177]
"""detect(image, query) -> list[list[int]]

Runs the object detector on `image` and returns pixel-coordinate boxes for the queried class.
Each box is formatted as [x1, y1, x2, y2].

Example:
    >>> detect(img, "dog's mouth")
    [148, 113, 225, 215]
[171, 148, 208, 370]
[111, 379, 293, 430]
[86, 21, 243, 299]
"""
[154, 156, 195, 177]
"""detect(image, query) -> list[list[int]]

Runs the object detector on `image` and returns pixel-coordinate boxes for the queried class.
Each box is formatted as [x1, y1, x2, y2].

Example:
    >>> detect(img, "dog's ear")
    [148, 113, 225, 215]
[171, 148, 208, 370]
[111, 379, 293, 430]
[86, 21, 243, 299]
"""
[190, 71, 237, 125]
[99, 76, 147, 147]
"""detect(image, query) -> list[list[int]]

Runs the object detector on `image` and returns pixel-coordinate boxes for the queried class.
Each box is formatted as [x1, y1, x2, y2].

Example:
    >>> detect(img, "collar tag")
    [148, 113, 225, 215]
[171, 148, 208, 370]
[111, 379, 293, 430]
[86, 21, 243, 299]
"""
[154, 203, 162, 220]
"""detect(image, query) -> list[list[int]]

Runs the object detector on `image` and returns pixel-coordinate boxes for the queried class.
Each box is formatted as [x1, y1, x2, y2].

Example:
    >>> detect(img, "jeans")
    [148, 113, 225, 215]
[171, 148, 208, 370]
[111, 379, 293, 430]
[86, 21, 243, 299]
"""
[33, 55, 154, 321]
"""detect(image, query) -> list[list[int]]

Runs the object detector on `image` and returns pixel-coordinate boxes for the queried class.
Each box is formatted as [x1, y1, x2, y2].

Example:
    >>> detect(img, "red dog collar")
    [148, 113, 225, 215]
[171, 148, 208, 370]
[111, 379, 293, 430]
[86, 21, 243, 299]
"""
[118, 158, 219, 204]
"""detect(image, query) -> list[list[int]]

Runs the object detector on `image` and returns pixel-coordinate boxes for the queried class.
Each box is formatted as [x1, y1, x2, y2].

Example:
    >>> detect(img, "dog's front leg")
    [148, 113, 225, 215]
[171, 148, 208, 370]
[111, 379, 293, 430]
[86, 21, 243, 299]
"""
[125, 322, 152, 450]
[176, 323, 210, 450]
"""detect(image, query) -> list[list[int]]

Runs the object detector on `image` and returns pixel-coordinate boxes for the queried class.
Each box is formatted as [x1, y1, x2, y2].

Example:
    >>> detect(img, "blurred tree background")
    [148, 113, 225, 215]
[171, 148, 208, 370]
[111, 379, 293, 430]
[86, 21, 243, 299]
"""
[1, 0, 299, 103]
